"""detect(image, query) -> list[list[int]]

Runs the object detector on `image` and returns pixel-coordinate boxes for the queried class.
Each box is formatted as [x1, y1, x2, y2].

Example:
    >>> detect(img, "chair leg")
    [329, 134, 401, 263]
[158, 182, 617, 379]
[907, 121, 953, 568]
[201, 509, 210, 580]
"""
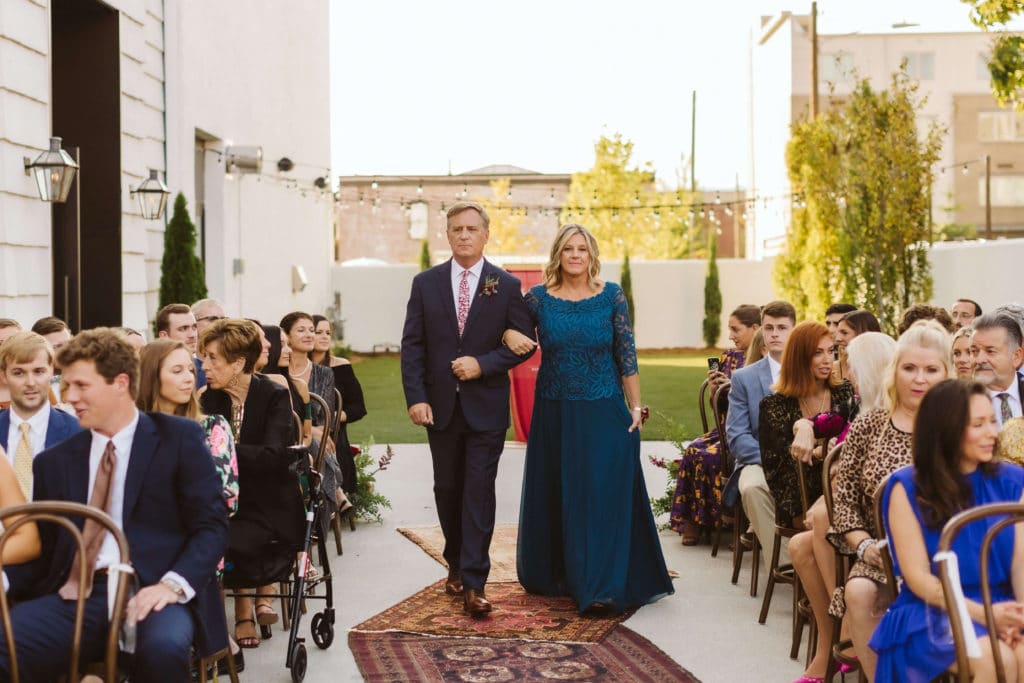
[348, 510, 356, 531]
[332, 513, 344, 555]
[758, 531, 783, 624]
[731, 516, 744, 585]
[750, 536, 760, 597]
[280, 581, 291, 630]
[790, 574, 803, 659]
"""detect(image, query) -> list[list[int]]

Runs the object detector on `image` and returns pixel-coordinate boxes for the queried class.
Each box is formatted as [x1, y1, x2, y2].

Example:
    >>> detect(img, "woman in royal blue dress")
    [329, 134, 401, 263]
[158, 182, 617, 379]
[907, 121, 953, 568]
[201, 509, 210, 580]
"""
[504, 223, 674, 614]
[874, 379, 1024, 682]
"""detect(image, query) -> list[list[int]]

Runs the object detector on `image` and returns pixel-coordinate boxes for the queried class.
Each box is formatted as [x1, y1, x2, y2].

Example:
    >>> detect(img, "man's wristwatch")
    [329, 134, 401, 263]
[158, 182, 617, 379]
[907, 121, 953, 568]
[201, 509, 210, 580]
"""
[160, 577, 186, 600]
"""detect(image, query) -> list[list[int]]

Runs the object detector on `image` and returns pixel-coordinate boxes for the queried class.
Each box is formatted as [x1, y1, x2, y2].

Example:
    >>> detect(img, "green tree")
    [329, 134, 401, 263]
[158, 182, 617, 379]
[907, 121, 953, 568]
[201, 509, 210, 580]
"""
[621, 248, 636, 328]
[419, 237, 431, 271]
[159, 193, 207, 308]
[561, 134, 697, 260]
[702, 237, 722, 347]
[774, 72, 943, 333]
[476, 178, 535, 256]
[963, 0, 1024, 107]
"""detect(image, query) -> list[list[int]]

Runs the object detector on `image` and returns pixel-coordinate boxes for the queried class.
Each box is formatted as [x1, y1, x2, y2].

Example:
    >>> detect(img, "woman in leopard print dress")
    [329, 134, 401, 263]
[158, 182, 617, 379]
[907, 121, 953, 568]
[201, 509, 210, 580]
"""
[826, 320, 952, 680]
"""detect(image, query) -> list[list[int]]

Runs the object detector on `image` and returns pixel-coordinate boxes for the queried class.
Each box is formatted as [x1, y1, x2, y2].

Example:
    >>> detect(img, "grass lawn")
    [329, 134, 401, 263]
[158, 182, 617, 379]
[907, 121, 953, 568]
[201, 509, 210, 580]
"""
[346, 353, 710, 447]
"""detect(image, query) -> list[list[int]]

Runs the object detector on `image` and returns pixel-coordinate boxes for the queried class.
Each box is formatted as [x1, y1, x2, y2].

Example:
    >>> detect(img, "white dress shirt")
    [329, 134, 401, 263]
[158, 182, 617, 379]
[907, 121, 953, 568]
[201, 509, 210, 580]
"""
[450, 258, 484, 317]
[988, 378, 1022, 427]
[7, 405, 51, 464]
[90, 410, 193, 602]
[767, 355, 782, 384]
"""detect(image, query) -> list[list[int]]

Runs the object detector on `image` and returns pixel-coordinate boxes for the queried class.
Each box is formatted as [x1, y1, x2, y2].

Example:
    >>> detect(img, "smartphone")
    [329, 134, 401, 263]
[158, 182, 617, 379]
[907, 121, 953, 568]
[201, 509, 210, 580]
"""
[707, 357, 721, 372]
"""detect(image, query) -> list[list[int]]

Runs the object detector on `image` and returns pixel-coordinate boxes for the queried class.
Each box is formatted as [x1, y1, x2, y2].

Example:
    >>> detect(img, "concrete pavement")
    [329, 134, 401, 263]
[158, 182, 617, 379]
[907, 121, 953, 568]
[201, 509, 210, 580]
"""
[236, 441, 806, 682]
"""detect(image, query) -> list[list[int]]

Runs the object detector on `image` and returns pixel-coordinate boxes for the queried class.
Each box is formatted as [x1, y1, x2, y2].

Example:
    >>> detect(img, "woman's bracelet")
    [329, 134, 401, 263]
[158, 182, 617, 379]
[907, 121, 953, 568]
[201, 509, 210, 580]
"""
[855, 537, 875, 561]
[631, 406, 642, 412]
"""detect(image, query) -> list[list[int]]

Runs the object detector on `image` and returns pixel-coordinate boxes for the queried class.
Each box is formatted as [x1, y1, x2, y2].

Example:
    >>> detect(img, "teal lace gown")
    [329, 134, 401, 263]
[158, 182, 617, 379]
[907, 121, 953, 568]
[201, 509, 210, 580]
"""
[516, 282, 674, 613]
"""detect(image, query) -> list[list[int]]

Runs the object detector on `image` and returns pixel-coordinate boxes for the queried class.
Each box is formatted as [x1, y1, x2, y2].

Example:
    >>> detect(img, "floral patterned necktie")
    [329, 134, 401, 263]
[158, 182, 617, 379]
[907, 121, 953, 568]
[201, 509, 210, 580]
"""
[457, 270, 470, 336]
[999, 393, 1013, 425]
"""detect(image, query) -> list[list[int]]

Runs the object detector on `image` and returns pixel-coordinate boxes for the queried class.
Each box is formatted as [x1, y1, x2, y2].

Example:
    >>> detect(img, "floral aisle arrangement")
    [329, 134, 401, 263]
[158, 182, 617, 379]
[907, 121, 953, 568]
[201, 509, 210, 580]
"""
[646, 413, 687, 530]
[351, 440, 394, 523]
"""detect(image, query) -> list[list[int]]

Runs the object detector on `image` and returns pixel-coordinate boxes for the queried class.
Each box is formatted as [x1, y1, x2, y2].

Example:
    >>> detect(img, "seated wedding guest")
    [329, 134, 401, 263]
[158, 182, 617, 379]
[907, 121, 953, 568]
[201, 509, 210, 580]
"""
[280, 312, 336, 447]
[788, 331, 896, 682]
[972, 309, 1024, 429]
[952, 326, 975, 380]
[746, 328, 766, 365]
[198, 319, 294, 650]
[0, 331, 82, 498]
[136, 339, 238, 520]
[951, 297, 983, 330]
[114, 327, 146, 353]
[727, 301, 796, 569]
[834, 310, 883, 381]
[872, 379, 1024, 682]
[671, 303, 761, 545]
[0, 320, 22, 412]
[31, 316, 72, 407]
[898, 303, 955, 335]
[825, 303, 858, 344]
[826, 320, 952, 680]
[156, 303, 205, 389]
[192, 298, 226, 337]
[311, 314, 367, 503]
[3, 328, 228, 682]
[257, 324, 310, 446]
[758, 321, 855, 530]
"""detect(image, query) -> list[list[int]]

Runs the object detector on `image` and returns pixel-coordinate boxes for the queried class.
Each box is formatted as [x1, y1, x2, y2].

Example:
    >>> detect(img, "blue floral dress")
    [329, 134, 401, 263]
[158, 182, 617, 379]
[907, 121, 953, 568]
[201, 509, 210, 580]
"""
[516, 282, 674, 613]
[871, 463, 1024, 682]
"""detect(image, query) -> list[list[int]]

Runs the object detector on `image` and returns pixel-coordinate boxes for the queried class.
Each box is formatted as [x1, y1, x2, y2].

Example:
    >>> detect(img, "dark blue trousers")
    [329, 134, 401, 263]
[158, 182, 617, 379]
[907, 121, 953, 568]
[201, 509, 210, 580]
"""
[0, 580, 195, 683]
[427, 397, 505, 591]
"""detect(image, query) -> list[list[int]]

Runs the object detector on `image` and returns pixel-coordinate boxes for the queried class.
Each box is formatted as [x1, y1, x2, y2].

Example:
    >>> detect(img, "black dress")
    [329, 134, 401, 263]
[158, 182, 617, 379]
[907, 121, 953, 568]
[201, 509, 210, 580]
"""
[328, 361, 366, 494]
[201, 374, 303, 586]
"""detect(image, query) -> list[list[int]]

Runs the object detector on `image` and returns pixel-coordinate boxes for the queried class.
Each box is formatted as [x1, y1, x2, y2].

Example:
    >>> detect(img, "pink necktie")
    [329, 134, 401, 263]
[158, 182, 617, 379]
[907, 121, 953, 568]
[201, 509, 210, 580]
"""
[60, 441, 116, 600]
[457, 270, 470, 336]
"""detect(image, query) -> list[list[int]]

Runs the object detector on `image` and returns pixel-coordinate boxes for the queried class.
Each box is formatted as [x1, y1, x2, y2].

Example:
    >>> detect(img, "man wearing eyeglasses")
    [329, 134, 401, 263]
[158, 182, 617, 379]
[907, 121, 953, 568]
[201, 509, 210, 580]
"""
[190, 299, 227, 390]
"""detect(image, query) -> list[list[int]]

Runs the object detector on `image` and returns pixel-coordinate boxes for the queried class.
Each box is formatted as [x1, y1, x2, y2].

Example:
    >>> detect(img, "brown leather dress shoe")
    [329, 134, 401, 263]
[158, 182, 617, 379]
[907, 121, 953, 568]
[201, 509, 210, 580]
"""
[444, 569, 463, 596]
[463, 588, 492, 617]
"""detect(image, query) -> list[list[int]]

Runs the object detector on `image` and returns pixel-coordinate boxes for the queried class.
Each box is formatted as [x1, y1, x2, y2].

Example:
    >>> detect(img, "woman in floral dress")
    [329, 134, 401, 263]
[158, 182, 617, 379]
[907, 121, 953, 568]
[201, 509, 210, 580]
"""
[670, 304, 761, 544]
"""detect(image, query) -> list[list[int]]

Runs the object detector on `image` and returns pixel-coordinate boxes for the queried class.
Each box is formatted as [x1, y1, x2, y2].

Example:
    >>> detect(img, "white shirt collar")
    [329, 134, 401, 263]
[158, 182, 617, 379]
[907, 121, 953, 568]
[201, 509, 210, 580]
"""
[452, 258, 485, 280]
[9, 405, 51, 435]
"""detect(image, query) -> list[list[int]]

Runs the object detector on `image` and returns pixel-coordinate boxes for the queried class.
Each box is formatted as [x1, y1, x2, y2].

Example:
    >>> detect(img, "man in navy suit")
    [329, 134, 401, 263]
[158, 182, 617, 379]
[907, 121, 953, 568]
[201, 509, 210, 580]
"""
[3, 328, 227, 682]
[401, 201, 535, 617]
[726, 301, 795, 569]
[0, 331, 81, 497]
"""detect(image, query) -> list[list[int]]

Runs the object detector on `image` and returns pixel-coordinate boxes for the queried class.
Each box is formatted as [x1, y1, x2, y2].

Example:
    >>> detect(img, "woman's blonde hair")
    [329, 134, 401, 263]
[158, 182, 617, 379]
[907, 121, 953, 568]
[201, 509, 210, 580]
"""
[881, 319, 954, 413]
[543, 223, 602, 289]
[845, 332, 897, 412]
[137, 339, 200, 419]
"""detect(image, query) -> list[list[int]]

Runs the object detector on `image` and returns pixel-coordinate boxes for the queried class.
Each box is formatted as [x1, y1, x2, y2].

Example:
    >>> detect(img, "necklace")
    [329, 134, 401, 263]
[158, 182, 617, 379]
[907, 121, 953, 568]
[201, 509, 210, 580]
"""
[289, 358, 312, 379]
[799, 389, 829, 418]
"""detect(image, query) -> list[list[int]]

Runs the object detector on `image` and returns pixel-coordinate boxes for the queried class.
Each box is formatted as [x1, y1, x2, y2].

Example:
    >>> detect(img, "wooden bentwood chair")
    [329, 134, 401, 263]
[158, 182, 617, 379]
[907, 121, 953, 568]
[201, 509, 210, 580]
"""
[0, 502, 133, 683]
[938, 502, 1024, 683]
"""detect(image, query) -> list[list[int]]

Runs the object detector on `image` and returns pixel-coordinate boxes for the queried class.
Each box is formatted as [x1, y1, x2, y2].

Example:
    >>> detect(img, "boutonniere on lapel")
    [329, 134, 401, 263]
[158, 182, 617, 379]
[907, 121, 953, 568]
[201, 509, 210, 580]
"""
[479, 275, 500, 298]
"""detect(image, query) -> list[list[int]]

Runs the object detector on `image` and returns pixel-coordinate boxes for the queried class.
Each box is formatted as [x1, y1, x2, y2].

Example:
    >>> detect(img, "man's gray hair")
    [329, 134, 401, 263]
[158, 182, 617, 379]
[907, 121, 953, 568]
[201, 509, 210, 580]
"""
[190, 298, 224, 314]
[973, 307, 1024, 350]
[445, 201, 490, 230]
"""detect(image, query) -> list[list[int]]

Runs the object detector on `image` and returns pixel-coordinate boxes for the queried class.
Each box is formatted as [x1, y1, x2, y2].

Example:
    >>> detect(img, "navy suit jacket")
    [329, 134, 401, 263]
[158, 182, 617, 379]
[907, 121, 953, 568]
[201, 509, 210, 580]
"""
[401, 258, 535, 432]
[726, 357, 775, 468]
[0, 406, 81, 457]
[10, 412, 229, 655]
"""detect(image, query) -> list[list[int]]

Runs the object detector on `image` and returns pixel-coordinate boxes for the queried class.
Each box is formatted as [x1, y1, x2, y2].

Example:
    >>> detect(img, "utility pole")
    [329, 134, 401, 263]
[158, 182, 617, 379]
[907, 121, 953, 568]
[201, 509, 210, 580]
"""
[810, 1, 819, 119]
[985, 153, 992, 239]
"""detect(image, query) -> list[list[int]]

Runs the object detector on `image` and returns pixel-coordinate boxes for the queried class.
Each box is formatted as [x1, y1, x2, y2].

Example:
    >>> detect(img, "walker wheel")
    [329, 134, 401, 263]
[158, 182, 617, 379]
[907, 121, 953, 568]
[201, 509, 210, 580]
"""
[311, 612, 334, 649]
[290, 641, 307, 682]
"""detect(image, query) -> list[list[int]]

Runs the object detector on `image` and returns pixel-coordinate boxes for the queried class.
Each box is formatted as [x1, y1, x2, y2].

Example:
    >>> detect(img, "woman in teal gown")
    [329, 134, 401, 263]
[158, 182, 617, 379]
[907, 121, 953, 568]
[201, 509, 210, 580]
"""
[506, 223, 674, 614]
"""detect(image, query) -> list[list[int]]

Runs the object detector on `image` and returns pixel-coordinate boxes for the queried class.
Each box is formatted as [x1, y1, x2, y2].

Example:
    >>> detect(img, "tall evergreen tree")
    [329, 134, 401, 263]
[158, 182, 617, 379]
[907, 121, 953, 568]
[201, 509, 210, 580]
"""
[702, 237, 722, 348]
[419, 237, 431, 271]
[621, 249, 636, 329]
[159, 193, 208, 308]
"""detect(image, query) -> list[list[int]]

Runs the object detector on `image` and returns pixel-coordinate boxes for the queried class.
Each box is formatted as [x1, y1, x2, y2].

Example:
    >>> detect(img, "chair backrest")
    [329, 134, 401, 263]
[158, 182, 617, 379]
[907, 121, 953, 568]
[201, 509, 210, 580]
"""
[292, 411, 303, 447]
[938, 502, 1024, 683]
[871, 475, 899, 604]
[0, 502, 131, 683]
[711, 382, 732, 471]
[698, 379, 711, 434]
[332, 387, 343, 443]
[308, 392, 333, 471]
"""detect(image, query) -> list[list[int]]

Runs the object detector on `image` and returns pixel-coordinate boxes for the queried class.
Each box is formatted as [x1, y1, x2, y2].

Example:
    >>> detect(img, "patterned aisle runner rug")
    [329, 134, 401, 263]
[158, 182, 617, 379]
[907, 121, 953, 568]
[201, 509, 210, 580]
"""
[349, 628, 700, 682]
[398, 524, 519, 583]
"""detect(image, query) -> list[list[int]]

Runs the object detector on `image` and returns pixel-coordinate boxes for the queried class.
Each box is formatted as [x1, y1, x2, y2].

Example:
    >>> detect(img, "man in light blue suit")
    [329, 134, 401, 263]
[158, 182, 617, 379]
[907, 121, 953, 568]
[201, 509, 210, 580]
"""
[726, 301, 795, 568]
[0, 331, 82, 497]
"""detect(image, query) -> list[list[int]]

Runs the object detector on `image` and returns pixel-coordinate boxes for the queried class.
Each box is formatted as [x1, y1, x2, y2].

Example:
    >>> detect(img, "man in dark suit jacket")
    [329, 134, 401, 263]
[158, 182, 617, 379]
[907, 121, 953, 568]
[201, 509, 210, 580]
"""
[0, 331, 82, 497]
[401, 201, 535, 617]
[3, 328, 227, 682]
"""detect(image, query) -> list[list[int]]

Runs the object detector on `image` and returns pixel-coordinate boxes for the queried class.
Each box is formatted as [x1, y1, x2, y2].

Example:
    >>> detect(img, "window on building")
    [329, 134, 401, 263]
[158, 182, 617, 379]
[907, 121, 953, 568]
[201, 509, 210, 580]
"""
[977, 52, 991, 81]
[978, 175, 1024, 207]
[903, 52, 935, 80]
[819, 52, 854, 83]
[408, 201, 429, 239]
[978, 111, 1024, 142]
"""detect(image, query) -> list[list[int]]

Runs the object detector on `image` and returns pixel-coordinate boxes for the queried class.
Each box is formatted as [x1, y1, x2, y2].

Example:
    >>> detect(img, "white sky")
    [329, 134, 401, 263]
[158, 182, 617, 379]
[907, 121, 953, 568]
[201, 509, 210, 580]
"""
[330, 1, 999, 190]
